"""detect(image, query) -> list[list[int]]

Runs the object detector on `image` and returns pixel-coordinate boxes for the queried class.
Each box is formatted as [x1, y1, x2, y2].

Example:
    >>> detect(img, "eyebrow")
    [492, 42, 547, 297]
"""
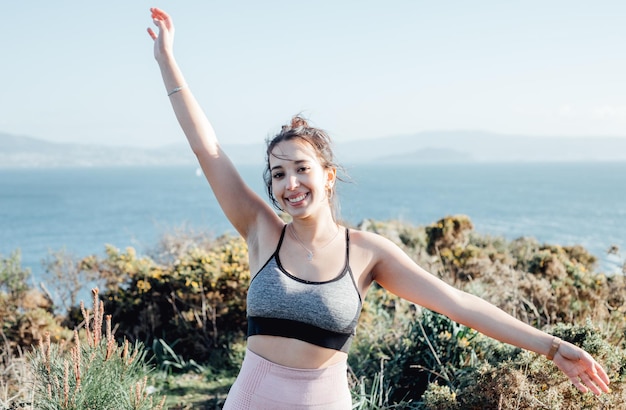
[270, 159, 309, 172]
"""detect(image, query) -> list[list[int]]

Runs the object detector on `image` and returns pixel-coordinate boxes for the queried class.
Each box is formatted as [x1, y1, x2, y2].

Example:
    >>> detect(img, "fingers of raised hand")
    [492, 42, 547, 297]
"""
[150, 8, 171, 25]
[150, 7, 164, 20]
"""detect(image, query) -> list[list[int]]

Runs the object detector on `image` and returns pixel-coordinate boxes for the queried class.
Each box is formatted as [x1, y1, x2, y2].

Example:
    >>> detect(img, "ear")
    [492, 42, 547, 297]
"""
[325, 167, 337, 188]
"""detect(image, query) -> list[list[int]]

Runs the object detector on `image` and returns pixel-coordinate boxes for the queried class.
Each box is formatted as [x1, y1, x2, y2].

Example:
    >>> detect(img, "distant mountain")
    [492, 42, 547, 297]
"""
[335, 131, 626, 164]
[0, 132, 191, 168]
[2, 130, 626, 168]
[0, 132, 265, 168]
[377, 147, 473, 163]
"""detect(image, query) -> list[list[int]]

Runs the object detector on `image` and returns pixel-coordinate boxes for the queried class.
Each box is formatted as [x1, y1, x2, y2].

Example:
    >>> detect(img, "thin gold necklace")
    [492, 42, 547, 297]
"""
[290, 224, 340, 262]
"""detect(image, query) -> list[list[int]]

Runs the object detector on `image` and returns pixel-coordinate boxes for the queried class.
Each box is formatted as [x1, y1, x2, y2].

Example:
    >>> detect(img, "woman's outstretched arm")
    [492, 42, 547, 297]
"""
[365, 232, 611, 396]
[147, 8, 279, 238]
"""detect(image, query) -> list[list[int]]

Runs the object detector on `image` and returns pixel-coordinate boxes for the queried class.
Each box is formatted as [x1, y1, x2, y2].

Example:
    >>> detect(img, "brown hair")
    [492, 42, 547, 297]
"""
[264, 115, 344, 219]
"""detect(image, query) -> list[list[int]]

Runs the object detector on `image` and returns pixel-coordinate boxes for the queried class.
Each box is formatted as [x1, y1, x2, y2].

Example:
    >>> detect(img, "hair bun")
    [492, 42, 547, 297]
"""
[290, 115, 309, 129]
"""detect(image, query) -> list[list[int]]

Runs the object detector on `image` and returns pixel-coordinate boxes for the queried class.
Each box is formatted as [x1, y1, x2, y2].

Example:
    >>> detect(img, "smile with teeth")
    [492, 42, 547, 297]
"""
[287, 193, 308, 203]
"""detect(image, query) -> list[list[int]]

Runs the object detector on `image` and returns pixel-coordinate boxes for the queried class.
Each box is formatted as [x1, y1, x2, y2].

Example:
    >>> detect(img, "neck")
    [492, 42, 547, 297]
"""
[290, 214, 338, 244]
[289, 219, 340, 263]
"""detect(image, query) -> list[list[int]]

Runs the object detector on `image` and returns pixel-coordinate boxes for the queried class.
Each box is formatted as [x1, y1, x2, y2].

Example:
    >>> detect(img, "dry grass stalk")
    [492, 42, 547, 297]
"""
[92, 288, 103, 346]
[37, 331, 51, 374]
[154, 395, 167, 410]
[80, 301, 92, 347]
[28, 287, 165, 409]
[105, 315, 117, 361]
[62, 358, 69, 407]
[1, 341, 33, 409]
[130, 376, 148, 409]
[71, 330, 81, 391]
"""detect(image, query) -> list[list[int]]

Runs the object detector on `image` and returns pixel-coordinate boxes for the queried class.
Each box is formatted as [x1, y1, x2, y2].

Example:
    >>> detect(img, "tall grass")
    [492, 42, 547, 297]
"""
[28, 289, 166, 410]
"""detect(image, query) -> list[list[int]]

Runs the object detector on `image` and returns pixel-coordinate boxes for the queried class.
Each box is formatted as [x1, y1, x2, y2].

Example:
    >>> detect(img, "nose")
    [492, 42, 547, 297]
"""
[287, 175, 299, 190]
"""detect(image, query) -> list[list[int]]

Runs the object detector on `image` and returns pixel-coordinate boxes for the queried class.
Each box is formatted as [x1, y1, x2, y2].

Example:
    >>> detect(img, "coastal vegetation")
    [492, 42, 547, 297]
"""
[1, 216, 625, 409]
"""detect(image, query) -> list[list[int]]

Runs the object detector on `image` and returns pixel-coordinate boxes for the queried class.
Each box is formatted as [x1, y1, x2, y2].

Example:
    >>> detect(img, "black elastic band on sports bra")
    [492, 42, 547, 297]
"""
[345, 227, 350, 263]
[276, 224, 288, 251]
[247, 316, 354, 353]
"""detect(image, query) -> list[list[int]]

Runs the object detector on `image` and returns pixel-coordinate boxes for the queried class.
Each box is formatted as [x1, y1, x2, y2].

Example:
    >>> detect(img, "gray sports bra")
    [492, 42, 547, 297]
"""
[247, 225, 362, 353]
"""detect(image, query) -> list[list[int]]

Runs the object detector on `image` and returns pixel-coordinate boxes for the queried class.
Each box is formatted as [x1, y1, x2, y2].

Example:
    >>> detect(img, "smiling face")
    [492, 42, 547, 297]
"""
[269, 139, 336, 219]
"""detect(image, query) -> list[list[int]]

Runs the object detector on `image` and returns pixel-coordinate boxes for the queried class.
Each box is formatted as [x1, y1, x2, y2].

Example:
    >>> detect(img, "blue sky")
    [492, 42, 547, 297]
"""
[3, 1, 626, 148]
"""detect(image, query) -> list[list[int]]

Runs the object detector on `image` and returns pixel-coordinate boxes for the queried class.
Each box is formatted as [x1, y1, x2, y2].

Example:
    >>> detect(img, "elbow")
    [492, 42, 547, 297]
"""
[435, 288, 477, 324]
[191, 141, 221, 160]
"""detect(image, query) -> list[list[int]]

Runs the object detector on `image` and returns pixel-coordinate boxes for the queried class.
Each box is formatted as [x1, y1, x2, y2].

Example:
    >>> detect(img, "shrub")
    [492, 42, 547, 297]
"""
[351, 293, 495, 406]
[42, 249, 100, 313]
[1, 250, 69, 355]
[456, 321, 626, 409]
[424, 215, 473, 256]
[29, 289, 166, 410]
[4, 217, 620, 407]
[1, 342, 33, 409]
[350, 219, 626, 408]
[80, 234, 250, 369]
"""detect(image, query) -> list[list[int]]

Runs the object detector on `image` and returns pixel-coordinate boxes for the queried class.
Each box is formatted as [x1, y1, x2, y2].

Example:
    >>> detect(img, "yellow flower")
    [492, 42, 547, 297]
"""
[458, 337, 470, 348]
[136, 280, 151, 293]
[150, 268, 163, 280]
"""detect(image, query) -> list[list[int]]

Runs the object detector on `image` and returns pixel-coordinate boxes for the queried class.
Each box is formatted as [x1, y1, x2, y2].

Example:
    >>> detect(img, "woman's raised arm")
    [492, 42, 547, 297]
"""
[147, 8, 278, 238]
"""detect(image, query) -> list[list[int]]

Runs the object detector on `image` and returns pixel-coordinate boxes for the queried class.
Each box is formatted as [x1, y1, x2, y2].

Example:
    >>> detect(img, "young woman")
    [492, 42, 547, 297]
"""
[147, 8, 610, 409]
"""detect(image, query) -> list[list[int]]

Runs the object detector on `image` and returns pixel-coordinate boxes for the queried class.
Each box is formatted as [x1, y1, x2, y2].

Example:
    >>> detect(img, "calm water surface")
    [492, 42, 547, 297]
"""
[1, 162, 624, 282]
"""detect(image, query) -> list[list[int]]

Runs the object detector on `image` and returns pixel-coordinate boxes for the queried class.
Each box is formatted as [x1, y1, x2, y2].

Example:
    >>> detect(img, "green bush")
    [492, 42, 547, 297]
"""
[456, 321, 626, 409]
[2, 216, 623, 408]
[29, 289, 165, 410]
[349, 218, 626, 408]
[1, 250, 70, 355]
[352, 303, 626, 409]
[80, 234, 250, 369]
[353, 307, 490, 405]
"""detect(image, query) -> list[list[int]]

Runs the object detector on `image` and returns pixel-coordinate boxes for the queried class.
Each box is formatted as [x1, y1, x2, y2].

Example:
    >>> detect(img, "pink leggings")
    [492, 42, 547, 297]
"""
[223, 349, 352, 409]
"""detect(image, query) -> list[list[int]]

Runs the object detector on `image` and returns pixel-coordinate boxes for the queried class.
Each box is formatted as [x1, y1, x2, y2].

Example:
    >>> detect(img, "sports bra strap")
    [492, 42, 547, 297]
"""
[275, 224, 288, 255]
[345, 227, 350, 262]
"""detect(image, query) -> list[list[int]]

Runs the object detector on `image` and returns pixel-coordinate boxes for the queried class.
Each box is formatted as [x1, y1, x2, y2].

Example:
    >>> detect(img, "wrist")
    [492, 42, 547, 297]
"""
[167, 84, 187, 97]
[546, 336, 562, 360]
[155, 50, 176, 66]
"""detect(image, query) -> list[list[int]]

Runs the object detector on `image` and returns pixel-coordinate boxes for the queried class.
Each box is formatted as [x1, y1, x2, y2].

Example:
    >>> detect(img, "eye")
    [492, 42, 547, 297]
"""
[272, 172, 284, 179]
[298, 166, 310, 173]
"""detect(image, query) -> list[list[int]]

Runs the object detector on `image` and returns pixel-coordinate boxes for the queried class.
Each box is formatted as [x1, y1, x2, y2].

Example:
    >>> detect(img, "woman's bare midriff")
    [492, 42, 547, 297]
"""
[246, 335, 348, 369]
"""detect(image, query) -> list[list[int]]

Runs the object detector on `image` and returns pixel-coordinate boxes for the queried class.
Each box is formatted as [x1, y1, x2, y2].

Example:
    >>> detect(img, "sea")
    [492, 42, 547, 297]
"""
[1, 162, 625, 286]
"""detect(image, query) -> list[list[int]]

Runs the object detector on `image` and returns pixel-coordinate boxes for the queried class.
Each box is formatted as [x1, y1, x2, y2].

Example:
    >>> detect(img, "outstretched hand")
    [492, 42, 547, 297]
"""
[147, 7, 174, 61]
[552, 340, 611, 395]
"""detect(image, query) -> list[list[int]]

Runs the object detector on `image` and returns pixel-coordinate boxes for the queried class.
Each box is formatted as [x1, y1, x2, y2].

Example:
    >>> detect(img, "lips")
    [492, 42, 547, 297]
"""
[286, 192, 308, 204]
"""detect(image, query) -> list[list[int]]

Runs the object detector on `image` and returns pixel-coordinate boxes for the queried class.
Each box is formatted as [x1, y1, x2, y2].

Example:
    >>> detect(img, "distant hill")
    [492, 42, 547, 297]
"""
[334, 131, 626, 164]
[0, 132, 190, 168]
[0, 132, 269, 168]
[376, 147, 473, 163]
[2, 130, 626, 168]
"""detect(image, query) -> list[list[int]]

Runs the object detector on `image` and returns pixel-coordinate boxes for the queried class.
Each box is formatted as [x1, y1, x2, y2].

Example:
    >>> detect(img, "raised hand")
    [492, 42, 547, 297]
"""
[147, 7, 174, 62]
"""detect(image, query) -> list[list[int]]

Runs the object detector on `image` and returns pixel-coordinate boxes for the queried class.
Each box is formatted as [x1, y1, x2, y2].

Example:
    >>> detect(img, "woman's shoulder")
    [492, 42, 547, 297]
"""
[347, 226, 401, 254]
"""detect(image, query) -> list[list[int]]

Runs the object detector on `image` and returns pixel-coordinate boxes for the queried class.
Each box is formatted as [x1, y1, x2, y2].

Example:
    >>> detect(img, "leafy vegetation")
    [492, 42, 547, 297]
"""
[28, 289, 166, 410]
[1, 216, 625, 409]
